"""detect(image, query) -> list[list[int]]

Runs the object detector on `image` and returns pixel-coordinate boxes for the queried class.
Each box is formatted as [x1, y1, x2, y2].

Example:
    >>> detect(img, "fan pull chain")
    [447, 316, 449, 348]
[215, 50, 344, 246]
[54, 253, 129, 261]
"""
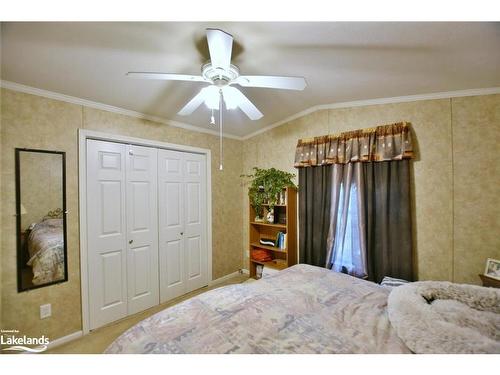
[219, 89, 224, 171]
[210, 109, 215, 125]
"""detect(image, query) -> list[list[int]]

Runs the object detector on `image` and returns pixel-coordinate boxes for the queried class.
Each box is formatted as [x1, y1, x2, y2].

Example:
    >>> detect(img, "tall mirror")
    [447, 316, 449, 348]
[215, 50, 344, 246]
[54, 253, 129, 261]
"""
[16, 148, 68, 292]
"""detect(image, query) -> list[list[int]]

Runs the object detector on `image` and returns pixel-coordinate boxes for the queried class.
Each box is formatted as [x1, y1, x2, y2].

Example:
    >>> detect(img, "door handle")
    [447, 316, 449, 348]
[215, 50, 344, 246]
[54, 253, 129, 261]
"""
[129, 239, 133, 244]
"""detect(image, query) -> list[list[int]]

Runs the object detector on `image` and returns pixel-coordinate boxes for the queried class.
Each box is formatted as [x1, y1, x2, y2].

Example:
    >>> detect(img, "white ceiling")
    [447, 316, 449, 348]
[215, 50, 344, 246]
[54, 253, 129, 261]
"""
[1, 22, 499, 137]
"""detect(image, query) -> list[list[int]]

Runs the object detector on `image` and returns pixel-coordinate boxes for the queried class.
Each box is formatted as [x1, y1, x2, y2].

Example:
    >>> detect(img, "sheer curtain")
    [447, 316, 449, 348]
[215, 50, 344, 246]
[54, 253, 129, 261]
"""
[326, 163, 367, 278]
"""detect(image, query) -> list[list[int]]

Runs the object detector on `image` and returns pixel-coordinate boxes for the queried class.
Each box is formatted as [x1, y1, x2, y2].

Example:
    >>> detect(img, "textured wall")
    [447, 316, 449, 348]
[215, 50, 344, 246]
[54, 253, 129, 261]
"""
[0, 88, 243, 341]
[242, 95, 500, 284]
[0, 82, 3, 327]
[1, 89, 82, 340]
[452, 95, 500, 283]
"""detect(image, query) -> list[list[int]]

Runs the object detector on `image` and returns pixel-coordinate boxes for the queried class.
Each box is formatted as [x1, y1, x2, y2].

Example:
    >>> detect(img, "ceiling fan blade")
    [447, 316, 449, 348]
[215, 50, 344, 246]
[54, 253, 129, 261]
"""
[206, 28, 233, 72]
[223, 86, 263, 120]
[234, 75, 307, 91]
[127, 72, 208, 82]
[178, 89, 208, 116]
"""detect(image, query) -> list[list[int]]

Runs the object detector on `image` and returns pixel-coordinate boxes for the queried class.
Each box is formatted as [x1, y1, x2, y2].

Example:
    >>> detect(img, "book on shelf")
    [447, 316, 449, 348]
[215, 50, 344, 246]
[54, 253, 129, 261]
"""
[274, 232, 287, 250]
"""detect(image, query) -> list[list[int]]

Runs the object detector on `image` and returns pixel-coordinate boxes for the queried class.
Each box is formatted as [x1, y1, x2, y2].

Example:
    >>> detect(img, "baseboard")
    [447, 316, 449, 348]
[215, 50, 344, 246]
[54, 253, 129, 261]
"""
[209, 269, 249, 286]
[208, 271, 240, 286]
[47, 331, 83, 350]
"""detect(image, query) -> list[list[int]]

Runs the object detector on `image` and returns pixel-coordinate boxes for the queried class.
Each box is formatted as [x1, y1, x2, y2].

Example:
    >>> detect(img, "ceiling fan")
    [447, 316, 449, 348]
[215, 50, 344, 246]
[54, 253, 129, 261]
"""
[127, 28, 307, 119]
[127, 28, 307, 169]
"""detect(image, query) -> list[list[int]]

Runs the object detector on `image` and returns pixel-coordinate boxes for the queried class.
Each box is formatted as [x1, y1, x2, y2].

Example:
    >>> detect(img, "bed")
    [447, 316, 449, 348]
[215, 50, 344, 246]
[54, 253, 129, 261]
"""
[105, 264, 411, 354]
[26, 217, 65, 285]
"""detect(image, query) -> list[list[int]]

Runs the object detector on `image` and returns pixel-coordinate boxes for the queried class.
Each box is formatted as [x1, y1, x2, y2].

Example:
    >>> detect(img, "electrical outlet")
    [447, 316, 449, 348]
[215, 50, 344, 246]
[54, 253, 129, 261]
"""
[40, 304, 51, 319]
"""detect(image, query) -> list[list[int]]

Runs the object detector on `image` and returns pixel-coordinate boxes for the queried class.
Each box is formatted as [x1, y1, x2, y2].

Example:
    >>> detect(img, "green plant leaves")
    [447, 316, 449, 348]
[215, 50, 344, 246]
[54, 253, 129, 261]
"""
[241, 167, 297, 215]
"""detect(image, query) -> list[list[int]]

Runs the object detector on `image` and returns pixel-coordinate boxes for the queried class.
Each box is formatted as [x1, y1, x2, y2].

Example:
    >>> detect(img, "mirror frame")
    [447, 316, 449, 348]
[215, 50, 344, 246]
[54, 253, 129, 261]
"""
[15, 148, 68, 292]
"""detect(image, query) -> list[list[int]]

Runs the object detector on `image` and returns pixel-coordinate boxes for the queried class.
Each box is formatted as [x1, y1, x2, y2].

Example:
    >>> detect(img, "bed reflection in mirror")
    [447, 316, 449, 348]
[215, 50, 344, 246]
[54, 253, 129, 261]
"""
[16, 148, 68, 292]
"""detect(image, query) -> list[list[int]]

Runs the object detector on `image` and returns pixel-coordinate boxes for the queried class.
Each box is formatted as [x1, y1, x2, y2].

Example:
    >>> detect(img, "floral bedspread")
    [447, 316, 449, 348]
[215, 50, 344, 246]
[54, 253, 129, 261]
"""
[105, 264, 411, 354]
[27, 218, 65, 285]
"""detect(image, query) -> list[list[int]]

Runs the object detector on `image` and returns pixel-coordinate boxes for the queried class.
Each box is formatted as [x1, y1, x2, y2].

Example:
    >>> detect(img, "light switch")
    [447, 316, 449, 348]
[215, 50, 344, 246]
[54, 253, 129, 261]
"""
[40, 304, 51, 319]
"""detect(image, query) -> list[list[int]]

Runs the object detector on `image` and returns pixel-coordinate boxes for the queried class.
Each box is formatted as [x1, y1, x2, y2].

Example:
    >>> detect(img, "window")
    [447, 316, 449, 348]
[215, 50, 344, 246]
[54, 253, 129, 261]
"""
[330, 182, 366, 278]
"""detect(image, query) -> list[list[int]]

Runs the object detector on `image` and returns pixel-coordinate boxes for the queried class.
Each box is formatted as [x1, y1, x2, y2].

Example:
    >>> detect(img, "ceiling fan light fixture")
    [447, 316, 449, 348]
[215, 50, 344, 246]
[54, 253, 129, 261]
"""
[221, 86, 239, 110]
[202, 86, 220, 110]
[201, 85, 240, 111]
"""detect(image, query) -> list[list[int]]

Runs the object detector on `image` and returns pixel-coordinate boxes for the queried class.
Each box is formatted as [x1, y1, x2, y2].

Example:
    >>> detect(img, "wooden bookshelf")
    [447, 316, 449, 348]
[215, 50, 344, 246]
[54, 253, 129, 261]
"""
[248, 186, 297, 279]
[250, 222, 287, 229]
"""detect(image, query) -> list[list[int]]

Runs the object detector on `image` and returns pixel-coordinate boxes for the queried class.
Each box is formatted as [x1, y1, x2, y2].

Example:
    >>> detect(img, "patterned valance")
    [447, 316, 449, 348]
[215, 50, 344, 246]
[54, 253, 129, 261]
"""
[294, 122, 414, 168]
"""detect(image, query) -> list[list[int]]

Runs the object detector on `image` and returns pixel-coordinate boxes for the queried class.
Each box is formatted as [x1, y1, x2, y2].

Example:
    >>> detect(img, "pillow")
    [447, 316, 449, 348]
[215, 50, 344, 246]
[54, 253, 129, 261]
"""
[380, 276, 409, 289]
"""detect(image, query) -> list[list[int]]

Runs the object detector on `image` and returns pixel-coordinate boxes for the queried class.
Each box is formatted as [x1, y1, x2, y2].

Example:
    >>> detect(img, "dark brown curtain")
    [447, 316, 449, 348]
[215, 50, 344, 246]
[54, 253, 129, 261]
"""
[363, 160, 413, 282]
[298, 165, 332, 267]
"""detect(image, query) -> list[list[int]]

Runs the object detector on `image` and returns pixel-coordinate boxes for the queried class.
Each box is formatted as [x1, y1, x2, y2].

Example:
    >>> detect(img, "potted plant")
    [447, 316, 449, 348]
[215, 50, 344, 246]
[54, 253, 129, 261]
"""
[241, 167, 297, 223]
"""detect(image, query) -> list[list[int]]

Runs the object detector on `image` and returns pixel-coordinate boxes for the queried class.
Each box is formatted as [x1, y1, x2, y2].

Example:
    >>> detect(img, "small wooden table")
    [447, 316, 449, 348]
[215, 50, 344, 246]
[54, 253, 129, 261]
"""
[479, 274, 500, 288]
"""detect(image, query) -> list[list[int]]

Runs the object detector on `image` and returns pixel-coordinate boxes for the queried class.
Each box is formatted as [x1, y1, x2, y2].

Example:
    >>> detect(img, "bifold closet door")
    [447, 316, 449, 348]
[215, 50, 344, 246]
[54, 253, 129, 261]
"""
[87, 140, 159, 330]
[87, 140, 128, 330]
[125, 145, 159, 315]
[158, 150, 208, 303]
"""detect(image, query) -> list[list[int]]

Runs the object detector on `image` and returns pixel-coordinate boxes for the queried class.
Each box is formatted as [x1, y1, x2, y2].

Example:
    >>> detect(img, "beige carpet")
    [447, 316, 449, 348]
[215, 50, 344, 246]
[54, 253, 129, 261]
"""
[47, 273, 249, 354]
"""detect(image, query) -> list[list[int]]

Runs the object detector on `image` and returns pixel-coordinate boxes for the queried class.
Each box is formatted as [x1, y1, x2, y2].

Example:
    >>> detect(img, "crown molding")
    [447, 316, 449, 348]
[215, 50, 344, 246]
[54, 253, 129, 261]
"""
[240, 86, 500, 140]
[2, 80, 498, 141]
[0, 80, 243, 140]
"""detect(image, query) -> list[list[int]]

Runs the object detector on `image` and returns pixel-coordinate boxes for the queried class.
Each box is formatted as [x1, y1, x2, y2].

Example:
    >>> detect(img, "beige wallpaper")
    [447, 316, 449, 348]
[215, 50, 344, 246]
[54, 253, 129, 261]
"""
[0, 85, 3, 326]
[241, 95, 500, 285]
[1, 89, 83, 340]
[1, 88, 243, 341]
[452, 95, 500, 283]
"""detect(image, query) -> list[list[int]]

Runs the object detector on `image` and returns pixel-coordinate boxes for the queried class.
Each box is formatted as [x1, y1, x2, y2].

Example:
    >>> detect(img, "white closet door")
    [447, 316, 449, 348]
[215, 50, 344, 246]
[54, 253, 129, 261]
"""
[87, 140, 127, 330]
[158, 150, 186, 302]
[184, 153, 208, 292]
[158, 150, 208, 302]
[126, 145, 159, 315]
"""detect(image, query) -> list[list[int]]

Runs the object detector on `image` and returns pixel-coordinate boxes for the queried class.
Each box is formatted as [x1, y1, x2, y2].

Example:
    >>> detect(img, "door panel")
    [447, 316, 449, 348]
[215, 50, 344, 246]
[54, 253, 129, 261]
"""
[158, 150, 207, 302]
[101, 250, 124, 308]
[165, 183, 182, 227]
[126, 145, 159, 315]
[187, 236, 201, 279]
[129, 245, 151, 298]
[186, 183, 201, 224]
[131, 182, 150, 231]
[87, 140, 127, 330]
[158, 150, 186, 302]
[183, 154, 207, 292]
[165, 240, 183, 286]
[100, 181, 123, 235]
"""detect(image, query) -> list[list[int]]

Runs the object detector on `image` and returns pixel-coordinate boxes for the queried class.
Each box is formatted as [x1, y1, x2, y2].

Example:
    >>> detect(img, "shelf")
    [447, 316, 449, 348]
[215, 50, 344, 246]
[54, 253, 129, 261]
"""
[250, 222, 286, 229]
[250, 259, 288, 270]
[250, 242, 286, 253]
[248, 186, 297, 279]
